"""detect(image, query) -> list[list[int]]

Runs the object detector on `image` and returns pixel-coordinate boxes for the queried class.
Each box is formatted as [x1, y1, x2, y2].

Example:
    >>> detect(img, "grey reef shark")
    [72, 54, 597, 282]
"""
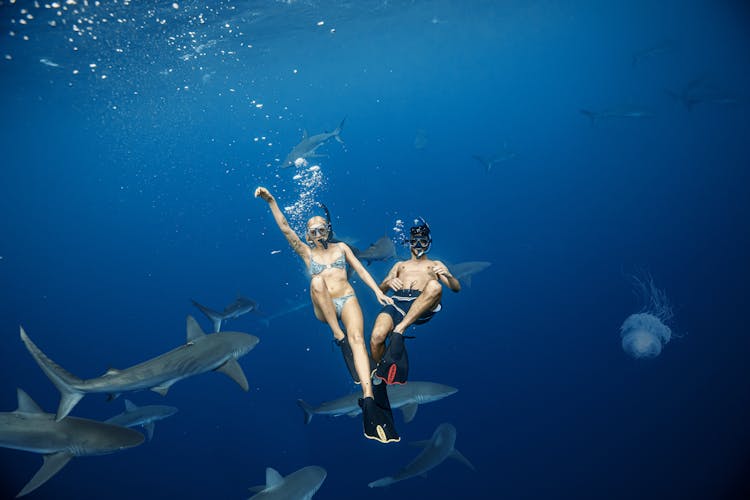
[355, 235, 397, 265]
[297, 381, 458, 424]
[368, 422, 475, 488]
[248, 466, 327, 500]
[105, 399, 178, 441]
[192, 295, 262, 332]
[19, 316, 259, 421]
[0, 388, 144, 497]
[282, 118, 346, 168]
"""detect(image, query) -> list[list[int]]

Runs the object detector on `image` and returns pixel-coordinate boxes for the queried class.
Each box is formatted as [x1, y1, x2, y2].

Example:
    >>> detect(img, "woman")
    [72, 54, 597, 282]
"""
[255, 186, 400, 443]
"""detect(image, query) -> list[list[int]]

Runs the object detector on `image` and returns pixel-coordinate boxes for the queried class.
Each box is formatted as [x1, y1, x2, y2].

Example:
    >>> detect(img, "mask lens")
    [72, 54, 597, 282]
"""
[309, 225, 328, 238]
[410, 237, 429, 247]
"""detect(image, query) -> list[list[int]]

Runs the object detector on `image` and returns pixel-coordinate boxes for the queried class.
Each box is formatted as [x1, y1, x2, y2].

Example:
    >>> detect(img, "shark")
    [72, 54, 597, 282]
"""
[355, 235, 397, 265]
[296, 381, 458, 424]
[259, 301, 310, 328]
[631, 40, 677, 67]
[472, 144, 517, 173]
[282, 118, 346, 168]
[19, 316, 259, 421]
[449, 261, 491, 287]
[105, 399, 178, 441]
[665, 76, 739, 111]
[0, 388, 144, 497]
[368, 422, 474, 488]
[580, 108, 655, 126]
[248, 466, 327, 500]
[192, 295, 261, 332]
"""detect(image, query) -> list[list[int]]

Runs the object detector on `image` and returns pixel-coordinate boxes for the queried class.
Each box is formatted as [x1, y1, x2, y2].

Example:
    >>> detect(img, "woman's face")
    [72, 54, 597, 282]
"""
[307, 216, 329, 246]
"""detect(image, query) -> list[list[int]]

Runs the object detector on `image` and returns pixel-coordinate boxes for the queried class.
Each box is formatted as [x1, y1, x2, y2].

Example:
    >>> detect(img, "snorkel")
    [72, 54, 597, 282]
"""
[408, 216, 432, 258]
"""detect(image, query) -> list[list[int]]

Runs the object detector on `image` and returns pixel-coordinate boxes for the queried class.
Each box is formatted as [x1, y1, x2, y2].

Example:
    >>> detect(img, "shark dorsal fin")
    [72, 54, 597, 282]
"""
[266, 467, 284, 488]
[104, 368, 121, 376]
[124, 399, 137, 412]
[186, 315, 205, 343]
[16, 388, 44, 414]
[302, 129, 308, 140]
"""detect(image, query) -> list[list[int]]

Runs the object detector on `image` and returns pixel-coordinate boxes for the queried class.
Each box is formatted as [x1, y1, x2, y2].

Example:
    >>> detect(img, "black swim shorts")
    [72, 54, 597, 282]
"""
[380, 289, 441, 326]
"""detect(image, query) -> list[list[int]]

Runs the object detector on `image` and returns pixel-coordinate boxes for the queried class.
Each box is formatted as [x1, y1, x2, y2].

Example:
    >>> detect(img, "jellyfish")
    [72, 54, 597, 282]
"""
[620, 275, 674, 358]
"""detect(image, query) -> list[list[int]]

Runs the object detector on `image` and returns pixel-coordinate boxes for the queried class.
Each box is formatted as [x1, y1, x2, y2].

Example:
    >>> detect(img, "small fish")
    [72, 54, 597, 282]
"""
[271, 250, 282, 255]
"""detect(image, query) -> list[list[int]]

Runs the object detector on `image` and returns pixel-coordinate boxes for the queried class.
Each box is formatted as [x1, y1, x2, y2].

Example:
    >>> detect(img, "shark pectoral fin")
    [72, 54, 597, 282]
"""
[450, 449, 476, 471]
[18, 451, 73, 497]
[56, 392, 84, 422]
[143, 422, 156, 441]
[215, 358, 249, 391]
[296, 400, 315, 424]
[400, 403, 419, 423]
[345, 410, 360, 418]
[408, 440, 431, 448]
[151, 381, 175, 397]
[124, 399, 137, 412]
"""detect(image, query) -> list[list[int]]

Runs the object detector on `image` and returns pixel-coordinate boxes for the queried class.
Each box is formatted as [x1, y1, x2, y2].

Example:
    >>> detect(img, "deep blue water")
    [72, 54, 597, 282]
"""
[1, 1, 749, 499]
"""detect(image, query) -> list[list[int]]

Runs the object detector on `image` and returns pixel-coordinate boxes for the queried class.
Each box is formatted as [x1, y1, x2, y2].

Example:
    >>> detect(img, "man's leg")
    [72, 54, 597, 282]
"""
[370, 312, 394, 364]
[393, 280, 442, 334]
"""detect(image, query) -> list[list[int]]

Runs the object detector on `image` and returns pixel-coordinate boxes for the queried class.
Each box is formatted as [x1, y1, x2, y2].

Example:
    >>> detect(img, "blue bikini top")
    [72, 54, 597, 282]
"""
[309, 252, 347, 276]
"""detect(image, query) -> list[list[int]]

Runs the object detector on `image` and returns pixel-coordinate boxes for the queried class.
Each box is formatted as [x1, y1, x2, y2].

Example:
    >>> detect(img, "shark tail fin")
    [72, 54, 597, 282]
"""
[580, 109, 597, 126]
[334, 117, 346, 144]
[19, 327, 84, 421]
[296, 399, 315, 424]
[368, 476, 396, 488]
[191, 300, 223, 332]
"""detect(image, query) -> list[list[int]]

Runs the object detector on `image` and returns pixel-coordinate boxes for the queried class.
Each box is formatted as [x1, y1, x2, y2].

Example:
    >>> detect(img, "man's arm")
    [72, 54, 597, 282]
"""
[434, 261, 461, 292]
[379, 262, 401, 293]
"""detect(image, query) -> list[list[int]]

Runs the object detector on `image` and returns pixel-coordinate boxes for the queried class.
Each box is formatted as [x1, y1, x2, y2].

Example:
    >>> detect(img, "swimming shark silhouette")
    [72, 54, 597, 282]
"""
[355, 235, 397, 265]
[580, 108, 655, 126]
[449, 261, 491, 287]
[20, 316, 259, 421]
[297, 381, 458, 424]
[0, 388, 144, 497]
[282, 118, 346, 168]
[368, 422, 474, 488]
[192, 295, 261, 332]
[105, 399, 178, 441]
[248, 466, 327, 499]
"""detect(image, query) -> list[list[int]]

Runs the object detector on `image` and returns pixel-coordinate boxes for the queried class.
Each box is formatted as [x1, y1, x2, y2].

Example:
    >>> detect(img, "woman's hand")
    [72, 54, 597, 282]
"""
[376, 291, 394, 306]
[254, 186, 274, 203]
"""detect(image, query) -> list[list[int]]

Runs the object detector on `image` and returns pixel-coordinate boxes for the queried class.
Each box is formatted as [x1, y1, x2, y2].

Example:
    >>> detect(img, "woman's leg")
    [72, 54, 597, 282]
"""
[309, 275, 345, 340]
[340, 297, 374, 399]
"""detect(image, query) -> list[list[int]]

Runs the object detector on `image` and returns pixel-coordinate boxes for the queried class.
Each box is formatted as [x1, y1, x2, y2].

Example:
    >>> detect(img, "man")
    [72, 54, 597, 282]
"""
[371, 218, 461, 385]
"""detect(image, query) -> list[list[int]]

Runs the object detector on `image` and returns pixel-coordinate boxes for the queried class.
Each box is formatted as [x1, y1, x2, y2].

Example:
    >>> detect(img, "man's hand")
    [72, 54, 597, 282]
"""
[388, 277, 404, 292]
[432, 264, 451, 278]
[254, 186, 274, 202]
